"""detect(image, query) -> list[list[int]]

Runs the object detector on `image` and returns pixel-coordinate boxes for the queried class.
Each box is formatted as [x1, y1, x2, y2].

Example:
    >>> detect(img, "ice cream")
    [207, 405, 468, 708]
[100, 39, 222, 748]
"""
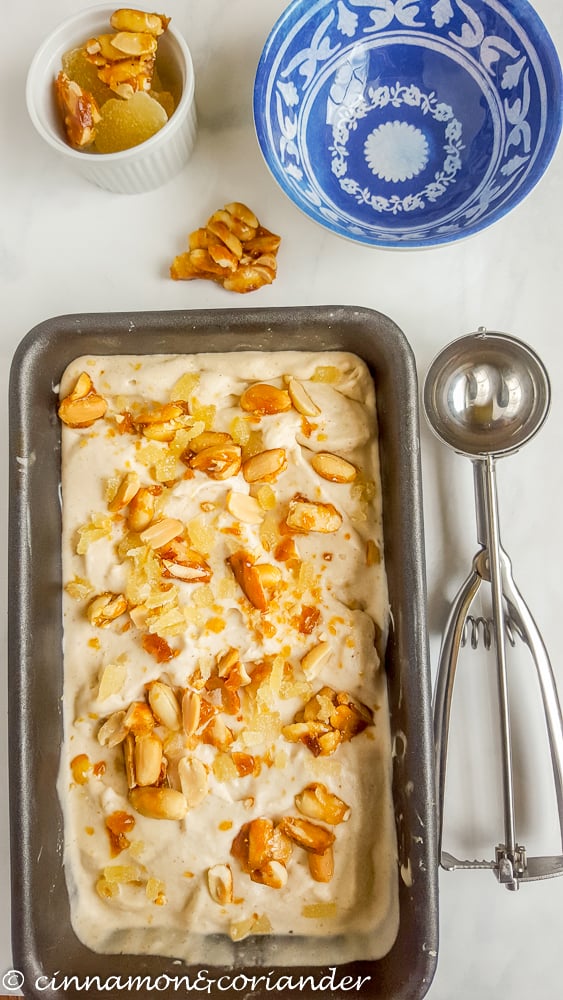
[57, 350, 399, 966]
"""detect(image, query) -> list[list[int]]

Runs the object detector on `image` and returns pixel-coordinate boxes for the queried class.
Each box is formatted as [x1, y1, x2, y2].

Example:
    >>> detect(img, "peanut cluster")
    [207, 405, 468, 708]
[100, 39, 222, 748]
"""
[170, 202, 281, 293]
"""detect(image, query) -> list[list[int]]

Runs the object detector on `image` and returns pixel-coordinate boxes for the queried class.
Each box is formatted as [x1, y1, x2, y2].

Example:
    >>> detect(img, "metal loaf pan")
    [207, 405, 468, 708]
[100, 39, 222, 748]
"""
[9, 305, 438, 1000]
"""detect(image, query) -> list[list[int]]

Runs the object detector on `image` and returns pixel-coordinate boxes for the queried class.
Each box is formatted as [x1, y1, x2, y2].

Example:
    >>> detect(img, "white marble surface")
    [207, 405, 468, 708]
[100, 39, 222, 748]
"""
[1, 1, 562, 997]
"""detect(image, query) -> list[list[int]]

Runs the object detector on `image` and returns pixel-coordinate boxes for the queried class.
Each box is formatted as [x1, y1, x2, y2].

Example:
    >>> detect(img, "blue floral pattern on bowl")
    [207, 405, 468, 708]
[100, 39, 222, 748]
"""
[254, 0, 562, 247]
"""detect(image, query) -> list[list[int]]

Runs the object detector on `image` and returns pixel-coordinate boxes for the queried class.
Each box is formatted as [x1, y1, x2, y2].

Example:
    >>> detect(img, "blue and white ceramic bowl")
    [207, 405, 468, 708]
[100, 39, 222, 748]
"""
[254, 0, 562, 248]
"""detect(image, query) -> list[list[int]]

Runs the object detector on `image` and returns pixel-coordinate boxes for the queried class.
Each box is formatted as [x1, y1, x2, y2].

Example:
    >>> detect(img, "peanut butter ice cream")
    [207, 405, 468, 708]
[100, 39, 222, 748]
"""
[57, 350, 399, 965]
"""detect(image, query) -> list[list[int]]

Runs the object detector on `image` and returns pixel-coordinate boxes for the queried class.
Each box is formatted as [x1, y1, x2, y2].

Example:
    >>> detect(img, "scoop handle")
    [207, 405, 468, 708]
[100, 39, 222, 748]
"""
[473, 457, 517, 857]
[473, 456, 563, 851]
[498, 549, 563, 849]
[433, 565, 481, 860]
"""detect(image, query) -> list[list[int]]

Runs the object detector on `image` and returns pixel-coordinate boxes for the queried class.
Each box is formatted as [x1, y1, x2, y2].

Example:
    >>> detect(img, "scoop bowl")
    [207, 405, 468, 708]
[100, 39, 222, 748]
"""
[423, 329, 551, 459]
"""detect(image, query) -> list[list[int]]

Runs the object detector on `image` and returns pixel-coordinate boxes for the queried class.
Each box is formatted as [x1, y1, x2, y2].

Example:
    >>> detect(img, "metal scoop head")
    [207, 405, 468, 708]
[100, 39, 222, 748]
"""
[423, 329, 551, 459]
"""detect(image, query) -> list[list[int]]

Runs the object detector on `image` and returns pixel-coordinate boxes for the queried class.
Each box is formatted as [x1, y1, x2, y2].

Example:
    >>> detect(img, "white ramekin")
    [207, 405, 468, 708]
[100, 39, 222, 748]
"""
[26, 4, 197, 194]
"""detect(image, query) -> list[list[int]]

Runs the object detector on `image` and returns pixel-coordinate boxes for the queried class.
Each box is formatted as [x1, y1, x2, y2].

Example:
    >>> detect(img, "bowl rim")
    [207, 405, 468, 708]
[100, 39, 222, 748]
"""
[25, 3, 195, 163]
[253, 0, 563, 249]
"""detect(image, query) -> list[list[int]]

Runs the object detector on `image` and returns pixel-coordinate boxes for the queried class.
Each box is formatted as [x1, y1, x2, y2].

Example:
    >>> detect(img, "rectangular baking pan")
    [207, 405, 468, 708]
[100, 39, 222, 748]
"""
[9, 305, 438, 1000]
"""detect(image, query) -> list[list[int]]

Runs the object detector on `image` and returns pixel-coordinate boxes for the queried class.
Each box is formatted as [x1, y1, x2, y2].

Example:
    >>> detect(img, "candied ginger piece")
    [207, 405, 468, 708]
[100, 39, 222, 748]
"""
[62, 47, 114, 107]
[55, 71, 101, 149]
[151, 89, 175, 118]
[171, 372, 199, 401]
[152, 62, 182, 109]
[65, 576, 95, 601]
[94, 92, 167, 153]
[229, 912, 272, 941]
[311, 366, 341, 384]
[302, 901, 337, 919]
[76, 515, 113, 554]
[98, 661, 127, 701]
